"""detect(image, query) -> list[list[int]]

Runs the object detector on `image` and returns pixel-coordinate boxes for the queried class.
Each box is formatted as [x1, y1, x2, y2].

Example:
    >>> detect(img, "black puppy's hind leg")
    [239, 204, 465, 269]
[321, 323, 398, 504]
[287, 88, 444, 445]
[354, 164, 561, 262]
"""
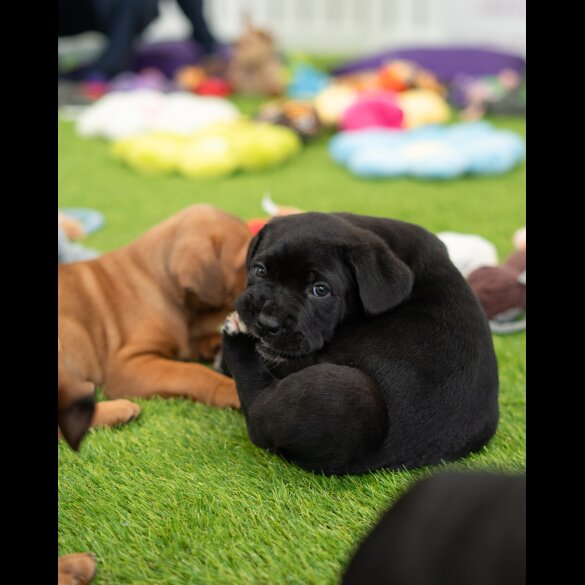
[250, 364, 387, 475]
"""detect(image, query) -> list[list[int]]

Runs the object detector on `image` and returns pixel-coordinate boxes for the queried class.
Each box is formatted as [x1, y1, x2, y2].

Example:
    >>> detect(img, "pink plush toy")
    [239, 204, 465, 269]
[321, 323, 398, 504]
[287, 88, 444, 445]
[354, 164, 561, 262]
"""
[341, 91, 404, 131]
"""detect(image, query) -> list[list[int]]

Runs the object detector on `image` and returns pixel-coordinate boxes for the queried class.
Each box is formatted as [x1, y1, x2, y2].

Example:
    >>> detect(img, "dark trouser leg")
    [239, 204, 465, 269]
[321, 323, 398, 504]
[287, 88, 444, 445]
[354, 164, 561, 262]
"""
[58, 0, 98, 36]
[90, 0, 159, 76]
[177, 0, 217, 53]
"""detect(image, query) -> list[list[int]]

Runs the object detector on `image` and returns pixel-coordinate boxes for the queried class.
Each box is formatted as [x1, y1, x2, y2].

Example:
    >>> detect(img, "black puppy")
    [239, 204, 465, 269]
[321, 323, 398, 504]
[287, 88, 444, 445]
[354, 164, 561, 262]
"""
[221, 213, 498, 475]
[342, 472, 526, 585]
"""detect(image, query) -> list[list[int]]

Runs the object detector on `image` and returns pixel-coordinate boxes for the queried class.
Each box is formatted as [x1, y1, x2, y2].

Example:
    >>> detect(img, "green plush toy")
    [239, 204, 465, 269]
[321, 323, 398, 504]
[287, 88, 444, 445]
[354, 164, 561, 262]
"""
[112, 133, 185, 176]
[112, 121, 302, 179]
[233, 123, 301, 170]
[177, 136, 239, 178]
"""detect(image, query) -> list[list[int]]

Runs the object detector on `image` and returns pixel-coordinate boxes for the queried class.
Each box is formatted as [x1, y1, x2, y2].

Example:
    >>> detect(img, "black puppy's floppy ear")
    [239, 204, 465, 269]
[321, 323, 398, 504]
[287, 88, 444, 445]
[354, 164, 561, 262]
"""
[348, 237, 414, 316]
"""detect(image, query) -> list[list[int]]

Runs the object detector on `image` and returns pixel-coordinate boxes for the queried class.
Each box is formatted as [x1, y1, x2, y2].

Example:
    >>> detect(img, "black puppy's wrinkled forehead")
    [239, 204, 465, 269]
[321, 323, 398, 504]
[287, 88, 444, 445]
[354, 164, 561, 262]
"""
[249, 213, 353, 261]
[248, 213, 354, 281]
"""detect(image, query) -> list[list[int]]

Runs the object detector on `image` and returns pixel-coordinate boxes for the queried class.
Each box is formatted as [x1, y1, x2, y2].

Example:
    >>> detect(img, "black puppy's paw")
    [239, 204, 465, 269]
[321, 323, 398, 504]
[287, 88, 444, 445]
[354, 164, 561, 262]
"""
[221, 312, 257, 364]
[222, 311, 249, 336]
[221, 314, 268, 386]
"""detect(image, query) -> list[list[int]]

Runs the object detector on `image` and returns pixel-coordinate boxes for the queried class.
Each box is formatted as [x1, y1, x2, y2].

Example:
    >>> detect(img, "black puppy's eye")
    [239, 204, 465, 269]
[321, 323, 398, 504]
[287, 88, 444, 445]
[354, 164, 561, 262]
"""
[253, 264, 266, 277]
[311, 283, 330, 297]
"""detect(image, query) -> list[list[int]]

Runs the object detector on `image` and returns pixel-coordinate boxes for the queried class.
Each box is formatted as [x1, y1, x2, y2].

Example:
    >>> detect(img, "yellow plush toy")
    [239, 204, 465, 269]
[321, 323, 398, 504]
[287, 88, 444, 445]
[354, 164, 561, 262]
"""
[112, 121, 301, 179]
[396, 89, 451, 129]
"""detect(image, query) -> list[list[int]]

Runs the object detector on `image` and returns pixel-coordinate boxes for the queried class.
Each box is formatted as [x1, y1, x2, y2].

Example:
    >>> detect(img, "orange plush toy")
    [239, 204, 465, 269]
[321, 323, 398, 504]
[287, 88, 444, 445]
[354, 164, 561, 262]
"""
[378, 60, 446, 96]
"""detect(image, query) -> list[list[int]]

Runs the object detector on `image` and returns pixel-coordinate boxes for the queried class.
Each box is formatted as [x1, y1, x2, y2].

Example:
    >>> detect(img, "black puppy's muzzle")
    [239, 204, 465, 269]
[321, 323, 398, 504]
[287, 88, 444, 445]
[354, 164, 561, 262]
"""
[256, 311, 281, 335]
[236, 290, 297, 340]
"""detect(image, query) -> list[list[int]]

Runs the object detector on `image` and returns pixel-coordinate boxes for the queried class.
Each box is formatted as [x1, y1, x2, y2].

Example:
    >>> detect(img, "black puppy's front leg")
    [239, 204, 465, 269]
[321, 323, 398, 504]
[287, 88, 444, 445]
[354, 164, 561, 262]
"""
[221, 312, 276, 416]
[221, 313, 388, 475]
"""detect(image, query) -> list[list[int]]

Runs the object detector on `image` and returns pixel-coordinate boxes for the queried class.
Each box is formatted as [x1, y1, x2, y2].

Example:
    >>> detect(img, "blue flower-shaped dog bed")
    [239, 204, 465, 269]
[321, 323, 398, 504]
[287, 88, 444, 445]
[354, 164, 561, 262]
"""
[329, 121, 525, 180]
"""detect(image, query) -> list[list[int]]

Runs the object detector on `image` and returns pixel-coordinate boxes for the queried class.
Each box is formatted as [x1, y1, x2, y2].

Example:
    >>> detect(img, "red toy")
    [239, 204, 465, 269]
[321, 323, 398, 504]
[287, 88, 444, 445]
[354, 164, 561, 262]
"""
[197, 77, 232, 97]
[81, 81, 108, 100]
[247, 218, 268, 235]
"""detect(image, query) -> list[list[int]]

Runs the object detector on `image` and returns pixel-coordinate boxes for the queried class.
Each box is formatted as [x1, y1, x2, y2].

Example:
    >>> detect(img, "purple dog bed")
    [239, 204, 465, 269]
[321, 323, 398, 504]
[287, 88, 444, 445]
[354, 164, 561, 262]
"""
[132, 40, 232, 79]
[331, 46, 526, 83]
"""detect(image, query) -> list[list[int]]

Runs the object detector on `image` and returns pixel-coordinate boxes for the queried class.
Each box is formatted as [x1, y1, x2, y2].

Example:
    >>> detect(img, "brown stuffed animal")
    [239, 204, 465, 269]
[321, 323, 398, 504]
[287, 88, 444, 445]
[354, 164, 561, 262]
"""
[467, 250, 526, 333]
[227, 22, 284, 96]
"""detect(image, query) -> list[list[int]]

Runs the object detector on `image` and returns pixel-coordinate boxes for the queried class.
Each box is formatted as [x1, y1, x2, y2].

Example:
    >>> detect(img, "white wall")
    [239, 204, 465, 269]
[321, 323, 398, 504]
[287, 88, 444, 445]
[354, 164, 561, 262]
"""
[144, 0, 526, 56]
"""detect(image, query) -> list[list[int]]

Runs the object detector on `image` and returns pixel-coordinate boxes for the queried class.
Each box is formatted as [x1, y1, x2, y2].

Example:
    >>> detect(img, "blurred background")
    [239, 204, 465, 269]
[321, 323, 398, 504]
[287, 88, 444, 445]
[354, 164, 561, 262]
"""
[59, 0, 525, 65]
[58, 3, 525, 583]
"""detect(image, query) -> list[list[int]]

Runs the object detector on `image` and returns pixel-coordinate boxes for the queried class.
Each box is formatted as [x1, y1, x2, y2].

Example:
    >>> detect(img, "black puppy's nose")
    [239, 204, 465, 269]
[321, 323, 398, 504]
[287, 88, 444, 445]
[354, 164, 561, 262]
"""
[257, 312, 281, 335]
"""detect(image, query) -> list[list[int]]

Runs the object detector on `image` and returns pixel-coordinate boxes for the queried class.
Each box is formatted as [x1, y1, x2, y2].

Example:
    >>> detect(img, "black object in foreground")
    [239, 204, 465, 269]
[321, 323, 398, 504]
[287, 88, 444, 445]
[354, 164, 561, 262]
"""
[342, 472, 526, 585]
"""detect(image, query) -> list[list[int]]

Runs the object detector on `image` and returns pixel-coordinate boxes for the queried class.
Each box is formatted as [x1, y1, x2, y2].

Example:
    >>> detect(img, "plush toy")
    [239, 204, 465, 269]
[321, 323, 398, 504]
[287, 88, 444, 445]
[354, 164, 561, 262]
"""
[58, 225, 99, 264]
[378, 60, 446, 95]
[77, 90, 240, 140]
[331, 47, 526, 83]
[335, 71, 380, 92]
[396, 89, 451, 129]
[450, 68, 526, 120]
[227, 22, 285, 96]
[286, 62, 331, 99]
[58, 213, 85, 241]
[177, 134, 239, 178]
[108, 69, 174, 93]
[256, 99, 322, 142]
[246, 193, 304, 234]
[197, 77, 232, 97]
[230, 123, 302, 171]
[174, 65, 232, 97]
[59, 208, 105, 238]
[513, 226, 526, 251]
[261, 193, 304, 217]
[341, 91, 404, 131]
[437, 232, 499, 278]
[314, 84, 358, 126]
[438, 227, 525, 334]
[247, 218, 269, 236]
[58, 208, 104, 264]
[113, 132, 184, 176]
[81, 80, 109, 100]
[112, 121, 302, 179]
[174, 65, 207, 92]
[329, 121, 525, 180]
[316, 85, 450, 131]
[467, 250, 526, 334]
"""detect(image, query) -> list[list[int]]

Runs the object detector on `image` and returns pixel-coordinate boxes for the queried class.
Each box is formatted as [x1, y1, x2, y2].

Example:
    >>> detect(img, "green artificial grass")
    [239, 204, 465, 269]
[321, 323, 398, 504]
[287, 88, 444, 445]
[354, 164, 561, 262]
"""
[58, 104, 526, 584]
